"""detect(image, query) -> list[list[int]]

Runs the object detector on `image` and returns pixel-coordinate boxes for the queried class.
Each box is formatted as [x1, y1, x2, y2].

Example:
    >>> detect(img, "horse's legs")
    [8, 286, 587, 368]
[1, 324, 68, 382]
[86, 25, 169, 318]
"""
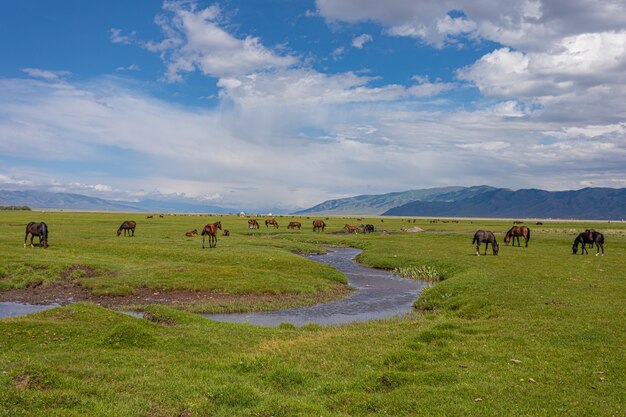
[132, 228, 135, 237]
[484, 242, 488, 255]
[30, 234, 35, 248]
[202, 235, 206, 248]
[24, 232, 29, 248]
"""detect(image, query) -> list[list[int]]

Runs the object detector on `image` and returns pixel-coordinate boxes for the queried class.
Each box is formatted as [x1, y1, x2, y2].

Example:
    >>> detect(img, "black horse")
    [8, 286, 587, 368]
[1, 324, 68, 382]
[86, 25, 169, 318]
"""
[472, 230, 499, 256]
[573, 230, 604, 256]
[117, 220, 136, 237]
[24, 222, 49, 248]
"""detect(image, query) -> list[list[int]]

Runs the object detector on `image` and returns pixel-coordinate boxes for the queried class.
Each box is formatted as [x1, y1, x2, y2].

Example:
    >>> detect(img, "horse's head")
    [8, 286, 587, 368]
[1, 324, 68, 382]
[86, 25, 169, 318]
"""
[572, 242, 578, 254]
[493, 241, 499, 255]
[503, 232, 510, 245]
[215, 221, 222, 229]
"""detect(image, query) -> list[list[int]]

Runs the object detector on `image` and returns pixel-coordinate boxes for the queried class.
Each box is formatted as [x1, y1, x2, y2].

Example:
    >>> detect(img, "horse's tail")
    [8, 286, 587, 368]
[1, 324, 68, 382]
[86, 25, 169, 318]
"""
[526, 227, 530, 241]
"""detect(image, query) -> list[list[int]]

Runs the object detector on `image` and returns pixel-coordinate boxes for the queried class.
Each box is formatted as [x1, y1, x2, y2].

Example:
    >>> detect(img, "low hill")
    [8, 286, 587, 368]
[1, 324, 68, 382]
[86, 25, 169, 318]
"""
[0, 190, 237, 214]
[383, 187, 626, 220]
[294, 186, 497, 215]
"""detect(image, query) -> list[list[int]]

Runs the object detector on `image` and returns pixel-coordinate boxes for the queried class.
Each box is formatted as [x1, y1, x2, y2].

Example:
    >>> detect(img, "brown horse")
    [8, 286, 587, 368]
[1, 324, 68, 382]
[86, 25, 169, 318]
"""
[265, 218, 279, 228]
[222, 229, 230, 236]
[24, 222, 48, 248]
[185, 229, 198, 237]
[472, 230, 499, 256]
[287, 221, 301, 230]
[248, 219, 260, 229]
[504, 226, 531, 247]
[117, 220, 136, 237]
[313, 220, 326, 232]
[202, 221, 222, 248]
[344, 224, 359, 234]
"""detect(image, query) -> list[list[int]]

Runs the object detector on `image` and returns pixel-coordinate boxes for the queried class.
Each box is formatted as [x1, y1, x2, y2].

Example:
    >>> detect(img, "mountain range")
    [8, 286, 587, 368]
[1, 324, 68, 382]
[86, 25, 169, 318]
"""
[298, 186, 626, 220]
[294, 186, 498, 215]
[0, 190, 237, 214]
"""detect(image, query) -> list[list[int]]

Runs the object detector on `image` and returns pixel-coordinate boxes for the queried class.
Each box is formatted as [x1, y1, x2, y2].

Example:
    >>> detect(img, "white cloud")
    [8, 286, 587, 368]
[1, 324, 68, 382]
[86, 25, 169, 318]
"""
[139, 1, 297, 81]
[352, 33, 373, 49]
[2, 75, 625, 206]
[21, 68, 69, 80]
[316, 0, 626, 50]
[115, 64, 141, 72]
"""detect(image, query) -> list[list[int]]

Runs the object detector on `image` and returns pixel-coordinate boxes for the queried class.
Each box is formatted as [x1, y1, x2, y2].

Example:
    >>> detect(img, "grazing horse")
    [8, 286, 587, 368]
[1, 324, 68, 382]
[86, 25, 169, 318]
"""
[573, 230, 604, 256]
[146, 215, 153, 219]
[344, 224, 359, 234]
[24, 222, 48, 248]
[504, 226, 531, 247]
[287, 221, 301, 230]
[472, 230, 499, 256]
[117, 220, 136, 237]
[202, 221, 222, 248]
[361, 224, 375, 233]
[313, 220, 326, 232]
[265, 219, 279, 228]
[185, 229, 198, 237]
[248, 219, 260, 229]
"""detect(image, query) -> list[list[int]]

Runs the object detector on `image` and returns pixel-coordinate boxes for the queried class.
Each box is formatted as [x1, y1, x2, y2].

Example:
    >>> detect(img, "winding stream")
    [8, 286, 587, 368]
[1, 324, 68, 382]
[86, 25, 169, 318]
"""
[205, 247, 428, 326]
[1, 248, 429, 326]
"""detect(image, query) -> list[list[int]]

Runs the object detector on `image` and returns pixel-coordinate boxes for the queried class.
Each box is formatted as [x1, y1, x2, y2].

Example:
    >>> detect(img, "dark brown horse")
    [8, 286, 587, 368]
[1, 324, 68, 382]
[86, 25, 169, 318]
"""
[24, 222, 48, 248]
[313, 219, 326, 232]
[265, 218, 279, 228]
[185, 229, 198, 237]
[504, 226, 531, 247]
[202, 221, 222, 248]
[117, 220, 136, 237]
[287, 221, 301, 229]
[573, 230, 604, 256]
[248, 219, 260, 229]
[222, 229, 230, 236]
[472, 230, 499, 256]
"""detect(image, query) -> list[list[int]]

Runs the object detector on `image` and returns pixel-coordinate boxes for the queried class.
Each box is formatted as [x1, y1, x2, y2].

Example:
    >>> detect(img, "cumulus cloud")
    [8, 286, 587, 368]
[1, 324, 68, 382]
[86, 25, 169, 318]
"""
[316, 0, 626, 50]
[352, 33, 373, 48]
[139, 1, 297, 81]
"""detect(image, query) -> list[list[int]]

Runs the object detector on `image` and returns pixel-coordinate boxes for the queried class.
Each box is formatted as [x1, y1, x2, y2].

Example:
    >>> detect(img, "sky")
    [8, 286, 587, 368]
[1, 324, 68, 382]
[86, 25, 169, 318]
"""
[1, 0, 625, 211]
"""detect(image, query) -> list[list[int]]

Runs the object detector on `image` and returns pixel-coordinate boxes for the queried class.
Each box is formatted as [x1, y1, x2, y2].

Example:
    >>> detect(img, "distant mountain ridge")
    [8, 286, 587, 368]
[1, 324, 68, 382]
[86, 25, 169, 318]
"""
[383, 187, 626, 220]
[0, 190, 237, 214]
[295, 186, 498, 215]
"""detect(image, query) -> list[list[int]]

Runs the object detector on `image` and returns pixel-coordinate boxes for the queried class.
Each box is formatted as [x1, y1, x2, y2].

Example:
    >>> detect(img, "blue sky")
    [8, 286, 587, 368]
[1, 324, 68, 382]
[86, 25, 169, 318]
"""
[1, 0, 625, 210]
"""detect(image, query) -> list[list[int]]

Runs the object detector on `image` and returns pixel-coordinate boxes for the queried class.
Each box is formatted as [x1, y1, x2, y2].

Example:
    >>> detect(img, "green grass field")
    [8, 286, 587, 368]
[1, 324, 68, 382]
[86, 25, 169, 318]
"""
[1, 211, 625, 416]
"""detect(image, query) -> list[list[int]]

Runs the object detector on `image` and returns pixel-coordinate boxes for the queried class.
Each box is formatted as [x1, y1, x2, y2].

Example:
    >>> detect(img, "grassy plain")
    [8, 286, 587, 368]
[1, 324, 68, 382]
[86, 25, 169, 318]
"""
[0, 211, 625, 416]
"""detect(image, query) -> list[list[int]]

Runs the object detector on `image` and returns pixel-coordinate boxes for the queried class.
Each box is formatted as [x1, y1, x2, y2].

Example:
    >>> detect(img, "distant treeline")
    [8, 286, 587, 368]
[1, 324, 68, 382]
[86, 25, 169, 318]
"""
[0, 206, 31, 211]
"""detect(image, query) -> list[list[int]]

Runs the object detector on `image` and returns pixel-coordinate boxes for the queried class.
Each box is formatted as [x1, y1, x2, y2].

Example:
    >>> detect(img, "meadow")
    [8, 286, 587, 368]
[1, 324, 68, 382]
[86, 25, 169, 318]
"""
[0, 211, 625, 416]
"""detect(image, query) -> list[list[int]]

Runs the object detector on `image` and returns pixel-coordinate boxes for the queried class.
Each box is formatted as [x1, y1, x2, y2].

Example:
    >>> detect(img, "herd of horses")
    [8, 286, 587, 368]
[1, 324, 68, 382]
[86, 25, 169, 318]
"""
[472, 226, 605, 256]
[21, 219, 606, 256]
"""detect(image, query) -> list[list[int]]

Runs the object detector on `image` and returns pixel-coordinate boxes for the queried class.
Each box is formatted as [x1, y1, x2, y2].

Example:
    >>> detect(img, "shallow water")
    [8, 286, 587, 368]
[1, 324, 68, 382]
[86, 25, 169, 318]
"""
[0, 301, 59, 319]
[205, 247, 428, 327]
[0, 248, 429, 326]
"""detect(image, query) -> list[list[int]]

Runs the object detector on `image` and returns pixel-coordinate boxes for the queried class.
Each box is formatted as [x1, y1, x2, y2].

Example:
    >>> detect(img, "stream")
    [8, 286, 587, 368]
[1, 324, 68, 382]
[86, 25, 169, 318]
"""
[1, 248, 429, 327]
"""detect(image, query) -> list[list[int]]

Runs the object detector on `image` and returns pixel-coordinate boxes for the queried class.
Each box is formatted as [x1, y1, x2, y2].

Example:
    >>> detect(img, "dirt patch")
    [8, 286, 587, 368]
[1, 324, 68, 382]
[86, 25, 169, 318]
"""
[60, 264, 100, 279]
[0, 280, 351, 312]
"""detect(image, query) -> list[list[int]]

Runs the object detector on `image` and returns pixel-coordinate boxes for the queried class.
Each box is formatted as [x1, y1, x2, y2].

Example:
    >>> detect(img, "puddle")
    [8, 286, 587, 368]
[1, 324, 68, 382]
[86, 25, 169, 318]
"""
[205, 247, 429, 327]
[0, 301, 59, 319]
